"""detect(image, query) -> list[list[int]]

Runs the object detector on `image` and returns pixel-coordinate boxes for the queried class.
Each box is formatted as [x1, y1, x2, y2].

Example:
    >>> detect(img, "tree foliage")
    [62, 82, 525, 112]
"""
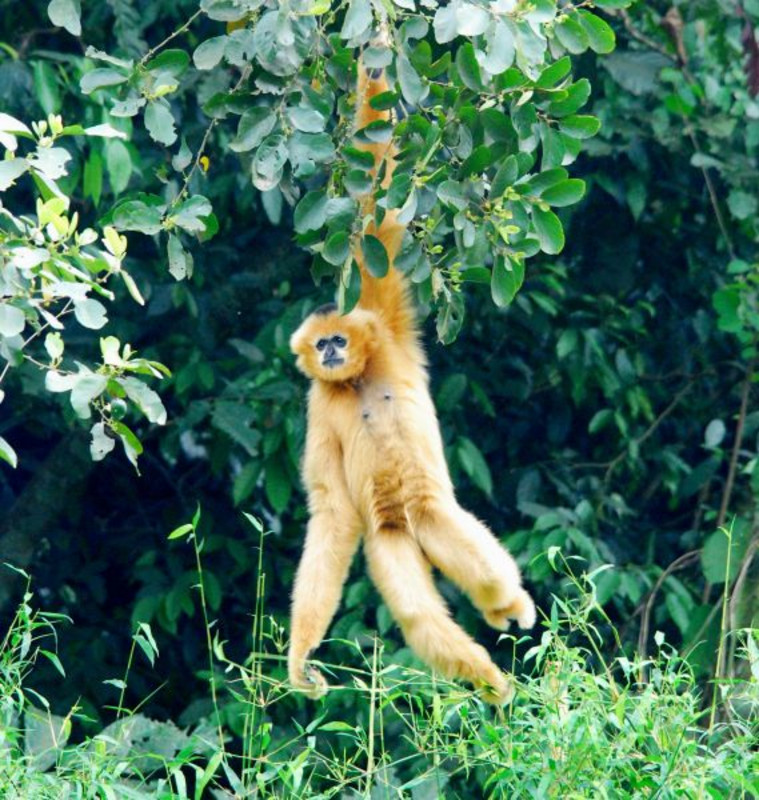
[1, 0, 759, 795]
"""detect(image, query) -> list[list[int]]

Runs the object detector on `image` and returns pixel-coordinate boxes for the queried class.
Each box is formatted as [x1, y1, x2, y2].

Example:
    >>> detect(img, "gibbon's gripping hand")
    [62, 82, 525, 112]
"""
[288, 651, 329, 700]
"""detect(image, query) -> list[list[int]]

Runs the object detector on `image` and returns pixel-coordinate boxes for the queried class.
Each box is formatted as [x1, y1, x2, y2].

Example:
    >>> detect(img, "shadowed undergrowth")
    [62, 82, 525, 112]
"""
[1, 525, 758, 799]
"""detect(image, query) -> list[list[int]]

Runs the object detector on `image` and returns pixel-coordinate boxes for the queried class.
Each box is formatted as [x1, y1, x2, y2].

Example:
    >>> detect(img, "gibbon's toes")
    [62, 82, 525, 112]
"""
[478, 671, 515, 705]
[290, 664, 329, 699]
[483, 589, 537, 632]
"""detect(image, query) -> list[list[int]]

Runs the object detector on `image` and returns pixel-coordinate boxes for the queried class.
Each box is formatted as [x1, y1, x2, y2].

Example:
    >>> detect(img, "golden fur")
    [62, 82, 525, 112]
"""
[287, 69, 536, 704]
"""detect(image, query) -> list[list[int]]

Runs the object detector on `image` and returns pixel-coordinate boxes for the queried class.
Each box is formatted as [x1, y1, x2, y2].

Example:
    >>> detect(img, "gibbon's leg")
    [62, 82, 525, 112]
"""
[288, 497, 362, 698]
[364, 527, 514, 704]
[409, 499, 536, 632]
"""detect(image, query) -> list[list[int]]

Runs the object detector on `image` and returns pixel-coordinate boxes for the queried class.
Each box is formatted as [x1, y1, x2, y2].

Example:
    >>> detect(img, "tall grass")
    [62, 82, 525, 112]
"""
[1, 524, 757, 799]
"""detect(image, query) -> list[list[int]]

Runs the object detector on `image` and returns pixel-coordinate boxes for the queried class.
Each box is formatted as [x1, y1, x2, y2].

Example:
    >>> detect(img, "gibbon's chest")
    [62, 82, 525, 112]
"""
[357, 381, 398, 433]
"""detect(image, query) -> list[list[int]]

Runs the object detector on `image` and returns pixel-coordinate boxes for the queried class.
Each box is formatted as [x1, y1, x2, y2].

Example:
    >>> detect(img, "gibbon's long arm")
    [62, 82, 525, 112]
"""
[288, 414, 362, 696]
[353, 69, 415, 344]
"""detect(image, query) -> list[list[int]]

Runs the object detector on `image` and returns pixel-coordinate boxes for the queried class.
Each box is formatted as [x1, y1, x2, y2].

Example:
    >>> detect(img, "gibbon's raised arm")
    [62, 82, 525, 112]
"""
[353, 69, 415, 344]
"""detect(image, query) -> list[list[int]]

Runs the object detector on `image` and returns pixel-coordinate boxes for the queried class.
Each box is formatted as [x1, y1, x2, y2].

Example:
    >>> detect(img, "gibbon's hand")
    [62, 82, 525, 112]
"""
[288, 651, 329, 699]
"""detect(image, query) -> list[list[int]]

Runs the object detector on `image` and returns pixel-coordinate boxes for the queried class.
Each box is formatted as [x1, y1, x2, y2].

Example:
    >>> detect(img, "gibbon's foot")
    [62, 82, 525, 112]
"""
[290, 662, 329, 699]
[483, 589, 537, 632]
[478, 669, 516, 705]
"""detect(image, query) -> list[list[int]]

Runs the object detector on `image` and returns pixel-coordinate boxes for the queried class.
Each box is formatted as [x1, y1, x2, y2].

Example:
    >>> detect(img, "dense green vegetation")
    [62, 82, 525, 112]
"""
[1, 0, 758, 796]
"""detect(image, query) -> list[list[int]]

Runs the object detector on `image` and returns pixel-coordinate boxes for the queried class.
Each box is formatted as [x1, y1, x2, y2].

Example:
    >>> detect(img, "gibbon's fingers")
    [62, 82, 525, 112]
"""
[410, 501, 537, 632]
[288, 656, 329, 700]
[288, 509, 361, 697]
[364, 528, 514, 704]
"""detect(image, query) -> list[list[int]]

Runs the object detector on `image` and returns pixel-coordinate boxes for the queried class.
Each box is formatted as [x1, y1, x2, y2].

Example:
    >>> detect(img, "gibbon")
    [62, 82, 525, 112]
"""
[287, 67, 536, 704]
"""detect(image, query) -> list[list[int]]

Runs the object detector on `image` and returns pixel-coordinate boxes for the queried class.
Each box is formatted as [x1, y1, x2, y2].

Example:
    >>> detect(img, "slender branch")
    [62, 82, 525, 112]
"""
[0, 300, 74, 386]
[173, 64, 253, 206]
[603, 380, 694, 483]
[138, 10, 203, 67]
[613, 9, 678, 62]
[716, 356, 755, 531]
[685, 129, 737, 261]
[726, 531, 759, 680]
[637, 550, 700, 678]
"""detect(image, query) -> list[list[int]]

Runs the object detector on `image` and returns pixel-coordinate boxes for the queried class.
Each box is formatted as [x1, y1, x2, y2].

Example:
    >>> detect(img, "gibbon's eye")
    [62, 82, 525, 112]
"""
[316, 339, 328, 351]
[332, 335, 347, 348]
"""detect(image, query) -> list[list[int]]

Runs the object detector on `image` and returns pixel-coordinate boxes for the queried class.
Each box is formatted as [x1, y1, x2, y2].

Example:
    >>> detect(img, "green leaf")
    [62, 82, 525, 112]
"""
[144, 101, 177, 146]
[73, 298, 108, 330]
[437, 180, 468, 210]
[193, 36, 228, 70]
[106, 139, 132, 194]
[167, 234, 193, 280]
[264, 458, 291, 514]
[558, 115, 601, 139]
[168, 523, 194, 540]
[532, 207, 565, 254]
[555, 13, 590, 54]
[701, 523, 751, 584]
[397, 52, 428, 105]
[491, 156, 519, 198]
[577, 10, 616, 54]
[288, 106, 326, 133]
[113, 200, 164, 235]
[90, 422, 116, 461]
[535, 56, 572, 89]
[455, 43, 484, 91]
[70, 373, 108, 419]
[590, 409, 615, 435]
[121, 377, 167, 425]
[343, 147, 377, 169]
[593, 0, 633, 7]
[482, 19, 515, 74]
[491, 256, 525, 308]
[340, 0, 372, 39]
[433, 4, 458, 44]
[548, 78, 591, 117]
[727, 190, 758, 221]
[83, 150, 103, 206]
[480, 109, 515, 143]
[112, 420, 143, 469]
[457, 437, 493, 497]
[80, 68, 128, 94]
[144, 49, 189, 77]
[294, 190, 328, 233]
[172, 195, 213, 233]
[540, 178, 586, 207]
[713, 287, 742, 333]
[252, 134, 288, 191]
[344, 169, 373, 195]
[323, 231, 350, 266]
[338, 259, 362, 313]
[48, 0, 81, 36]
[0, 436, 18, 469]
[369, 90, 400, 111]
[361, 235, 389, 278]
[230, 107, 277, 152]
[0, 304, 26, 337]
[33, 61, 61, 115]
[200, 0, 249, 21]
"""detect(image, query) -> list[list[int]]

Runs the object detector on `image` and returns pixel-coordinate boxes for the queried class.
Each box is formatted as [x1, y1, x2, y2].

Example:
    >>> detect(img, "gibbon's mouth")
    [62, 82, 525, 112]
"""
[323, 357, 345, 367]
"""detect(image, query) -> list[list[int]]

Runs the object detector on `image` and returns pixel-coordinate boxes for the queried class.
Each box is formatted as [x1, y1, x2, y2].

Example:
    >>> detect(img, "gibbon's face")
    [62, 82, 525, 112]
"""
[290, 305, 379, 383]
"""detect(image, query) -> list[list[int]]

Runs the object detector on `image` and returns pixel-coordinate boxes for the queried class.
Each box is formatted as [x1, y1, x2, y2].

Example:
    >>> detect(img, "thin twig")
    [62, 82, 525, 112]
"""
[604, 380, 694, 483]
[716, 356, 755, 531]
[637, 550, 700, 677]
[138, 10, 203, 67]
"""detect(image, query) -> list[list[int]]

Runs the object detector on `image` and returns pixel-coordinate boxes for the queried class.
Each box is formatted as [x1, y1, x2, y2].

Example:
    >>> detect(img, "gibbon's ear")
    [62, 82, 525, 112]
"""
[290, 322, 309, 356]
